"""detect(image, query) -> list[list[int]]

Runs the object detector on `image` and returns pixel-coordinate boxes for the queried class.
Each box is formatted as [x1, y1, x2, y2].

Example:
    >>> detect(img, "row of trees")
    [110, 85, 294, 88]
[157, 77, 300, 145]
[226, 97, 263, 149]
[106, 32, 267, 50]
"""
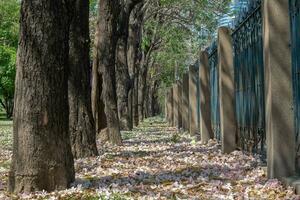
[7, 0, 229, 193]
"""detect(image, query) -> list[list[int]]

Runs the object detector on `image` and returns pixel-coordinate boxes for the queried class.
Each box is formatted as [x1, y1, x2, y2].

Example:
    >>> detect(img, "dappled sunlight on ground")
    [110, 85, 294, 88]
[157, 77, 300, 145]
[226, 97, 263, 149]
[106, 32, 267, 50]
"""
[0, 117, 299, 199]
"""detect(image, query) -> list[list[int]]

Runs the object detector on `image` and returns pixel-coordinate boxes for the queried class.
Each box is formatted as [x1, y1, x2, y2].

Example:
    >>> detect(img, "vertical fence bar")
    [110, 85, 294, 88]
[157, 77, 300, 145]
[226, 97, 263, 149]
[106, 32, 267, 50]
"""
[290, 0, 300, 173]
[218, 27, 236, 154]
[232, 1, 266, 156]
[199, 51, 214, 144]
[208, 43, 221, 142]
[264, 0, 295, 179]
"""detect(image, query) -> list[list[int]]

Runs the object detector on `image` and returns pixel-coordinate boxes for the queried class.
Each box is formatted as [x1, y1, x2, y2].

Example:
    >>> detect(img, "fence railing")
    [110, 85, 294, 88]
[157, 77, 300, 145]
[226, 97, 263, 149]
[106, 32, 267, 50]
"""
[208, 42, 220, 141]
[166, 0, 299, 185]
[232, 0, 265, 156]
[290, 0, 300, 167]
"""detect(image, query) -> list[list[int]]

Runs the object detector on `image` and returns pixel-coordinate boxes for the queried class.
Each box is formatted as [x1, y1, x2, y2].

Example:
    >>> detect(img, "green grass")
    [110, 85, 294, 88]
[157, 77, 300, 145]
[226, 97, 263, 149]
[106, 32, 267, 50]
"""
[0, 110, 12, 126]
[0, 110, 13, 151]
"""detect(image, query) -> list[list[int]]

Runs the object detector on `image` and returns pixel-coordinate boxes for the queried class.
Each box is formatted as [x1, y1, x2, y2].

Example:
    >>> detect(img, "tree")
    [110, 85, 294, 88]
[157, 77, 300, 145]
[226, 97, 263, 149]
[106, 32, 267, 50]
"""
[115, 0, 143, 130]
[68, 0, 98, 158]
[128, 2, 144, 126]
[136, 0, 231, 117]
[91, 26, 107, 136]
[96, 0, 122, 145]
[9, 0, 75, 192]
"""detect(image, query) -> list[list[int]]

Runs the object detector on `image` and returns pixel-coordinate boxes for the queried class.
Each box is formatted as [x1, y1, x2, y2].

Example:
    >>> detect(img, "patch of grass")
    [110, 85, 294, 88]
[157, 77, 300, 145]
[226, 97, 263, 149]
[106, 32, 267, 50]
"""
[171, 132, 180, 143]
[0, 111, 11, 122]
[0, 160, 11, 170]
[0, 111, 12, 127]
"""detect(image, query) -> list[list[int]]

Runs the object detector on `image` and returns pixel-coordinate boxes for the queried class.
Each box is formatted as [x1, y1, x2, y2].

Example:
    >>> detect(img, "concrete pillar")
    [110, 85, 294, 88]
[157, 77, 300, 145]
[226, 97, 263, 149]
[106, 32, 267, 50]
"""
[182, 73, 189, 131]
[173, 83, 179, 127]
[199, 51, 214, 144]
[166, 87, 174, 126]
[218, 27, 236, 154]
[263, 0, 295, 179]
[189, 65, 199, 135]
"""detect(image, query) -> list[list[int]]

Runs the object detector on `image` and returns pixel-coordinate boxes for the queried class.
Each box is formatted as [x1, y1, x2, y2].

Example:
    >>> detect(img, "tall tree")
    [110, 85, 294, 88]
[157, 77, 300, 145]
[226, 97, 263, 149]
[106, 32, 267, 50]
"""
[96, 0, 122, 145]
[115, 0, 142, 130]
[91, 26, 107, 135]
[9, 0, 74, 192]
[68, 0, 98, 158]
[128, 2, 144, 126]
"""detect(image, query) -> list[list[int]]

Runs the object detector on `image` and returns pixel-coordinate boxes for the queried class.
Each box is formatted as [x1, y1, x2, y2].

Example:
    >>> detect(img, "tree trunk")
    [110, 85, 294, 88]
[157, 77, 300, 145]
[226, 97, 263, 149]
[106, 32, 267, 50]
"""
[144, 84, 150, 118]
[128, 4, 143, 126]
[138, 61, 148, 121]
[92, 27, 107, 135]
[115, 1, 143, 130]
[115, 33, 131, 130]
[9, 0, 74, 192]
[97, 0, 122, 145]
[68, 0, 98, 158]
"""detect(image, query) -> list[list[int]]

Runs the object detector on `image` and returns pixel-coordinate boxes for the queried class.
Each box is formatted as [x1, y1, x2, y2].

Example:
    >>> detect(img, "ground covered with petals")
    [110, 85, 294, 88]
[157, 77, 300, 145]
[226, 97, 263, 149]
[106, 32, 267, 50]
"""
[0, 117, 299, 199]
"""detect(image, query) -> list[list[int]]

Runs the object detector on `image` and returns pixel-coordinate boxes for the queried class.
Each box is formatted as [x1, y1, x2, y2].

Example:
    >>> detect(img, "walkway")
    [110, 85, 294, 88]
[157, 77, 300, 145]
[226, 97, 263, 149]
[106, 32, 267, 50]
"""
[0, 117, 299, 199]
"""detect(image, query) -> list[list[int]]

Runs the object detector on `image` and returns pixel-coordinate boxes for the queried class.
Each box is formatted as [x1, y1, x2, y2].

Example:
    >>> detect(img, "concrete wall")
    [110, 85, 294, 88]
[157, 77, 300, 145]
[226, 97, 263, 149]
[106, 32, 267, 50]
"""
[199, 51, 214, 144]
[263, 0, 295, 179]
[189, 65, 199, 136]
[218, 27, 236, 154]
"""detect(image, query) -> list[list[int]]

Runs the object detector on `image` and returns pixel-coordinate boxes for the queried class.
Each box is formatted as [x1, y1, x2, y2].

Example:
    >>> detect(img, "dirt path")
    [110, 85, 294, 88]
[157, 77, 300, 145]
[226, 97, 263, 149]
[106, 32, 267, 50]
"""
[0, 117, 298, 199]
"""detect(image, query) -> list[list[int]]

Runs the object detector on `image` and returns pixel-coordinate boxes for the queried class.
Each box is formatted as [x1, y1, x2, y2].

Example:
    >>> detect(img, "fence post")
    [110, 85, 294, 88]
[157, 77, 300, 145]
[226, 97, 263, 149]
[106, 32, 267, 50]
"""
[189, 65, 199, 136]
[182, 73, 189, 131]
[218, 27, 236, 154]
[199, 51, 214, 144]
[263, 0, 295, 179]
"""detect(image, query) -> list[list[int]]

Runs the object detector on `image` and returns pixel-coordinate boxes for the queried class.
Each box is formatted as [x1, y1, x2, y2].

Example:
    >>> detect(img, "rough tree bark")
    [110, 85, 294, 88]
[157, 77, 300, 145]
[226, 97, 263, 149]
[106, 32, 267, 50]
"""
[97, 0, 122, 145]
[147, 79, 160, 117]
[115, 0, 142, 130]
[138, 58, 148, 121]
[115, 6, 132, 130]
[92, 27, 107, 135]
[68, 0, 98, 158]
[128, 3, 144, 126]
[9, 0, 75, 192]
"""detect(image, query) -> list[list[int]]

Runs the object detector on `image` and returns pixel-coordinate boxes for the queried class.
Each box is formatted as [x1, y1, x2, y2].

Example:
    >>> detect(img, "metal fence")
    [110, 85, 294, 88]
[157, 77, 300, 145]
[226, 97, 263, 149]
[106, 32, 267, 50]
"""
[208, 42, 221, 141]
[232, 0, 265, 155]
[290, 0, 300, 167]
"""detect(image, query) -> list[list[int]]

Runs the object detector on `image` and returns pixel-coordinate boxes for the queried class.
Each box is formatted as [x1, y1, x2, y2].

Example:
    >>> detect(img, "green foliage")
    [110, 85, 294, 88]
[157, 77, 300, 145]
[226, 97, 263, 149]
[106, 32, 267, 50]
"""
[143, 0, 231, 88]
[0, 0, 19, 118]
[0, 0, 19, 47]
[0, 46, 16, 96]
[142, 0, 230, 111]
